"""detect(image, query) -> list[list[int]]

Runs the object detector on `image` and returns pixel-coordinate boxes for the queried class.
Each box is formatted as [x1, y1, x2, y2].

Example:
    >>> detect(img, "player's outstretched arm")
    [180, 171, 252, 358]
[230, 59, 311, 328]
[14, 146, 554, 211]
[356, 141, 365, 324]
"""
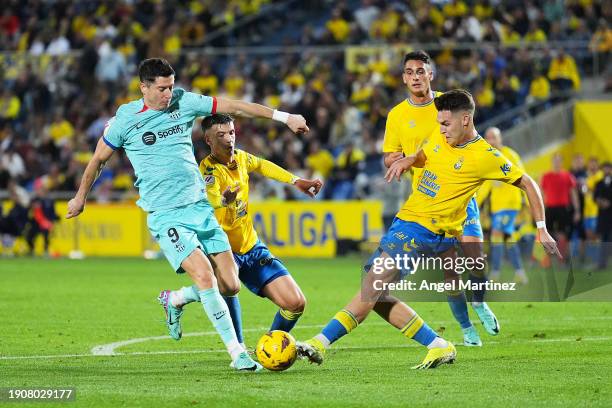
[66, 137, 115, 219]
[251, 155, 323, 198]
[514, 174, 562, 259]
[215, 98, 309, 134]
[384, 149, 426, 182]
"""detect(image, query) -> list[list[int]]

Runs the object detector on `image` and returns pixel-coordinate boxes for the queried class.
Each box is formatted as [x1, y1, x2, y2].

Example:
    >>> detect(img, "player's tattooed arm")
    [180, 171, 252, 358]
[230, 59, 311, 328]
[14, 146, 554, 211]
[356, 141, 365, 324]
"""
[66, 137, 115, 218]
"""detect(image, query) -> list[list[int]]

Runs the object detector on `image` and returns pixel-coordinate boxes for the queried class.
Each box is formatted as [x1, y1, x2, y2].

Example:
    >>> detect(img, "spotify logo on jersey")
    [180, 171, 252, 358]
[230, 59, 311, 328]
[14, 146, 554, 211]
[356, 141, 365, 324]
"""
[142, 131, 156, 145]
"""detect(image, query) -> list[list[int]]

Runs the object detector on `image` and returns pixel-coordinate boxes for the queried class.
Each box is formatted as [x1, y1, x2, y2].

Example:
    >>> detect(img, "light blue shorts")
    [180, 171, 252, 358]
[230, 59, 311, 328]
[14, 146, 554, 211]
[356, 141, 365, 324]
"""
[147, 200, 231, 273]
[463, 197, 484, 239]
[491, 210, 519, 235]
[583, 217, 597, 232]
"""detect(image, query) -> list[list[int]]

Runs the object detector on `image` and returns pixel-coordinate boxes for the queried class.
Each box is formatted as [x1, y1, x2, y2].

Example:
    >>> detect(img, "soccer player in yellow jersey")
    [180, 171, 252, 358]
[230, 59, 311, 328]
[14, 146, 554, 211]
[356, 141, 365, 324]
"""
[383, 51, 492, 347]
[196, 113, 321, 348]
[482, 127, 529, 284]
[298, 90, 561, 369]
[583, 157, 604, 265]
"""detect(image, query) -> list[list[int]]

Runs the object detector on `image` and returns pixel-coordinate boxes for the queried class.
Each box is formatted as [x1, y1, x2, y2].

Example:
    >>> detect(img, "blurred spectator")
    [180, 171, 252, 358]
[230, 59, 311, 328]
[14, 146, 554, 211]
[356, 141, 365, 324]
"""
[570, 153, 588, 258]
[95, 38, 128, 98]
[590, 19, 612, 69]
[0, 89, 21, 124]
[354, 0, 380, 35]
[541, 153, 581, 259]
[46, 28, 70, 56]
[583, 157, 603, 266]
[527, 69, 551, 105]
[548, 49, 581, 98]
[25, 182, 58, 256]
[181, 15, 206, 47]
[46, 111, 75, 148]
[326, 8, 351, 43]
[327, 142, 365, 200]
[0, 144, 25, 181]
[305, 140, 335, 180]
[594, 162, 612, 269]
[0, 180, 30, 254]
[192, 64, 219, 95]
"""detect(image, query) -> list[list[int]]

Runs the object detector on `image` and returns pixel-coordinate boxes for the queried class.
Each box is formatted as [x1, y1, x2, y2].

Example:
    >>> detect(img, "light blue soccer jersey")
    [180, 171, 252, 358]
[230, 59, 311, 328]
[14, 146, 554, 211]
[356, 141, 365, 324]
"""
[103, 88, 216, 212]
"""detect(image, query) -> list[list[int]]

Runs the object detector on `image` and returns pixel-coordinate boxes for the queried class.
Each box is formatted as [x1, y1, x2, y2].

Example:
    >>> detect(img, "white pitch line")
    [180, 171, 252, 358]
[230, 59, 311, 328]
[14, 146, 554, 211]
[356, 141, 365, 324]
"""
[90, 323, 372, 356]
[92, 314, 612, 356]
[2, 335, 612, 361]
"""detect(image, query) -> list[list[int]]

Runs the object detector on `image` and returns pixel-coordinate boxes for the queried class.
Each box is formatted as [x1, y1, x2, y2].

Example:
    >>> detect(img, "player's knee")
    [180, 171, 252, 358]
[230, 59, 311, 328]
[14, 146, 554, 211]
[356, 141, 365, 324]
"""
[192, 270, 216, 290]
[284, 294, 306, 313]
[218, 276, 240, 296]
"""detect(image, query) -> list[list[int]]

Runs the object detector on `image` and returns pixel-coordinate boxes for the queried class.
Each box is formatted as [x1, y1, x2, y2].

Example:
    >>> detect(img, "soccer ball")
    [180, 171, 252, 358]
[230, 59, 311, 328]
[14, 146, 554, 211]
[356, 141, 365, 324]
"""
[255, 330, 298, 371]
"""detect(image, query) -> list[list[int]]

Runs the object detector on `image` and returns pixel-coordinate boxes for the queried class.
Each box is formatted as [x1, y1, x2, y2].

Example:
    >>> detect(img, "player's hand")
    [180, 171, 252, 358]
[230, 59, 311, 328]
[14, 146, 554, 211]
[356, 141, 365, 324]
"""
[384, 152, 404, 168]
[66, 197, 85, 219]
[538, 229, 563, 259]
[384, 156, 415, 182]
[286, 114, 309, 134]
[222, 185, 240, 205]
[294, 178, 323, 198]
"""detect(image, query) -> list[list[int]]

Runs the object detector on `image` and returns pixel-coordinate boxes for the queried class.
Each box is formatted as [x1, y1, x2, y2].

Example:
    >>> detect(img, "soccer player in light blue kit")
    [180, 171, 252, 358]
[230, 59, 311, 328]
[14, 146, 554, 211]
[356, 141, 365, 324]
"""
[66, 58, 309, 372]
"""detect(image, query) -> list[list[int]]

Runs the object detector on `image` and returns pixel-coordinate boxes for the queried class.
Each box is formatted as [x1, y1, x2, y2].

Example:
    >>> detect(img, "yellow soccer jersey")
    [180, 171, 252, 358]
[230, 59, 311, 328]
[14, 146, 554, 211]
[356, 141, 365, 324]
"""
[584, 170, 604, 218]
[397, 132, 524, 237]
[383, 91, 443, 156]
[488, 145, 525, 213]
[383, 91, 443, 186]
[200, 149, 296, 255]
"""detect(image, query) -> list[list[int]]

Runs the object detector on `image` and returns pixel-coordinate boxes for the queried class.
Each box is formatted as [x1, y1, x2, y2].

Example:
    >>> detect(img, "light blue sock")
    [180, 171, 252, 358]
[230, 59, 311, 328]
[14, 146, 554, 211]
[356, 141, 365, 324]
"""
[198, 287, 242, 360]
[182, 285, 200, 303]
[447, 292, 472, 329]
[507, 243, 523, 271]
[223, 296, 244, 344]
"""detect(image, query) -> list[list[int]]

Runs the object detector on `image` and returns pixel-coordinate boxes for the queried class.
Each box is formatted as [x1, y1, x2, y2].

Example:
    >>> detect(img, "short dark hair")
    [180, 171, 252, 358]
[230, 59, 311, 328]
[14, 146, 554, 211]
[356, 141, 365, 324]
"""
[434, 89, 475, 114]
[202, 114, 234, 132]
[403, 50, 432, 66]
[138, 58, 175, 84]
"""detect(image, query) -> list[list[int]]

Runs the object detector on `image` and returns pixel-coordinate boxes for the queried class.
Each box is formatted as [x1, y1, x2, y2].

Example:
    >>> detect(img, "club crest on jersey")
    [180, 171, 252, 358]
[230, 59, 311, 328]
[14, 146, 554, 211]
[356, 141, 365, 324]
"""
[142, 131, 156, 145]
[454, 156, 464, 170]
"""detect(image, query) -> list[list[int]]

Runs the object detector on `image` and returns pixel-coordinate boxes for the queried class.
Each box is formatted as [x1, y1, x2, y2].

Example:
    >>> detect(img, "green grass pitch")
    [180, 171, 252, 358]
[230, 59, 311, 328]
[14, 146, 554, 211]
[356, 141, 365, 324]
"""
[1, 257, 611, 407]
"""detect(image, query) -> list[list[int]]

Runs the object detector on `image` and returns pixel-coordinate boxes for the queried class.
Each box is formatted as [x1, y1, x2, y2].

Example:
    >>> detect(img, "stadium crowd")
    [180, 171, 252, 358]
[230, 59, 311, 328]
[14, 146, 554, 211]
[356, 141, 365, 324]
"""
[0, 0, 609, 207]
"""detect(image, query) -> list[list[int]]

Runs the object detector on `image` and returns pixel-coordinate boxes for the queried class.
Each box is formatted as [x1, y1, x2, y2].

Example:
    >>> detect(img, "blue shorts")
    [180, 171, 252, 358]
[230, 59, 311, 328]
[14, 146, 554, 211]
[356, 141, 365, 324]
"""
[463, 197, 483, 238]
[491, 210, 519, 235]
[366, 219, 457, 279]
[147, 200, 231, 273]
[583, 217, 597, 232]
[234, 241, 289, 297]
